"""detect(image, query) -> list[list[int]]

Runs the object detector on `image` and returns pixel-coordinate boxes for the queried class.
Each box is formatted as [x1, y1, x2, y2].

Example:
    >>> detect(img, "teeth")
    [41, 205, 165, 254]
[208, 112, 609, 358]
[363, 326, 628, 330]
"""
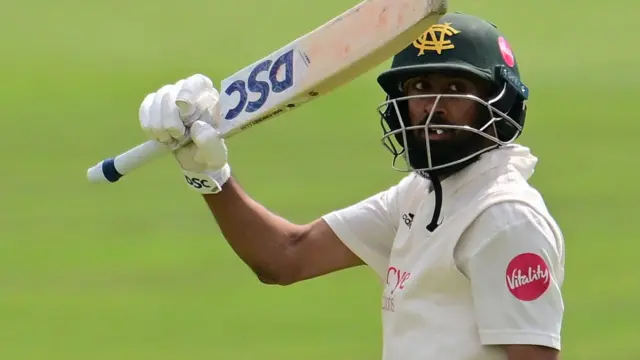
[428, 128, 448, 135]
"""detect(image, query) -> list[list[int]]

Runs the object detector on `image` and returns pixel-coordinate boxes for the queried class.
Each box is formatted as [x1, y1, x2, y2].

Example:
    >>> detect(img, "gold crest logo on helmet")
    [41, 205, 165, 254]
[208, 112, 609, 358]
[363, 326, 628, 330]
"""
[412, 23, 460, 56]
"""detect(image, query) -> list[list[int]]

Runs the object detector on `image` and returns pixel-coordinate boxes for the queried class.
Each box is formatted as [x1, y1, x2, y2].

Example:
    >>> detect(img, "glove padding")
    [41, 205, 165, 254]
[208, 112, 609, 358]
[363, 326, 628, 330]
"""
[139, 74, 230, 194]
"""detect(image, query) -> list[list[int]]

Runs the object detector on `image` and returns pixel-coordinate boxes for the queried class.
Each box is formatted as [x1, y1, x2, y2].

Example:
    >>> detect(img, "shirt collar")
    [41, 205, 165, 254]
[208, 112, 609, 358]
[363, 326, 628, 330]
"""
[436, 144, 538, 195]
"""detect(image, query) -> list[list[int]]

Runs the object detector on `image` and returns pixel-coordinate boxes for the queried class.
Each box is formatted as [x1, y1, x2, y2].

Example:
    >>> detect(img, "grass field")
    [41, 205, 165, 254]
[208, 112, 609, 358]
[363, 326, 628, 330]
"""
[2, 0, 638, 359]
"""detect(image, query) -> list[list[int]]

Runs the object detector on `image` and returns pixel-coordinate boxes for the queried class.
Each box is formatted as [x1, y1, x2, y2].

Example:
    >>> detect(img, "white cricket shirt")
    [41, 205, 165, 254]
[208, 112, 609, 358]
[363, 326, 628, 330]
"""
[322, 144, 565, 360]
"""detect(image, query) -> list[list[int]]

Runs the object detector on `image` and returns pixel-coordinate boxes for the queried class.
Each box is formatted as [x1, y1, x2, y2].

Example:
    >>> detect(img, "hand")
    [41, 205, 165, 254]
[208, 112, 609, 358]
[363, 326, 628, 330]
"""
[138, 74, 231, 194]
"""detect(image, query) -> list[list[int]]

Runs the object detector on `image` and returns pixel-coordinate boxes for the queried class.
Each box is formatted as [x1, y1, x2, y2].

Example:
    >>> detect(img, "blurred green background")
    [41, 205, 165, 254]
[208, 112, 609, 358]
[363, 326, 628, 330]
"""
[2, 0, 637, 359]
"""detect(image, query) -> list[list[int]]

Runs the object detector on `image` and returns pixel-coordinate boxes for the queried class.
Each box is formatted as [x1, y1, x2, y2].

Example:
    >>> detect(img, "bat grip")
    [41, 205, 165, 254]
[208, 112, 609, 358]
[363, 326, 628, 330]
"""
[86, 140, 170, 183]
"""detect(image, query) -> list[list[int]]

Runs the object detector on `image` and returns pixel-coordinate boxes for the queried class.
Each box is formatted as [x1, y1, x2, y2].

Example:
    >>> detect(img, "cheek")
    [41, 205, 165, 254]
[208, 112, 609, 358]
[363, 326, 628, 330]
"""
[449, 101, 479, 126]
[406, 100, 426, 125]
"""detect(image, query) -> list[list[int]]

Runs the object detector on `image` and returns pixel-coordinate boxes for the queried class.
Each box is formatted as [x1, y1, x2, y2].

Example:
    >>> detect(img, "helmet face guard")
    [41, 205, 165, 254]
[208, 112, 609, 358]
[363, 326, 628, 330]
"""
[377, 75, 526, 174]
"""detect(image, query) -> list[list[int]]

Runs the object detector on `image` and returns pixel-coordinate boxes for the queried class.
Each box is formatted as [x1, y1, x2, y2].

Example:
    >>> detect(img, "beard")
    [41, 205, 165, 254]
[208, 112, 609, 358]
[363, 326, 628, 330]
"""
[404, 112, 496, 178]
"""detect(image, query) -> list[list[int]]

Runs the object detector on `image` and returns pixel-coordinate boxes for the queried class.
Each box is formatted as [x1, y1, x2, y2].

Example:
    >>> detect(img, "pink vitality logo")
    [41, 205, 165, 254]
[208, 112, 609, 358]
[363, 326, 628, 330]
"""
[506, 253, 551, 301]
[498, 36, 515, 67]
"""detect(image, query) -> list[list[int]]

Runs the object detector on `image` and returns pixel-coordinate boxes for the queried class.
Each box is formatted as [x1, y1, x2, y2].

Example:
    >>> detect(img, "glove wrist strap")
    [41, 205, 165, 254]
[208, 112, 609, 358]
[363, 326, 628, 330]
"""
[182, 163, 231, 194]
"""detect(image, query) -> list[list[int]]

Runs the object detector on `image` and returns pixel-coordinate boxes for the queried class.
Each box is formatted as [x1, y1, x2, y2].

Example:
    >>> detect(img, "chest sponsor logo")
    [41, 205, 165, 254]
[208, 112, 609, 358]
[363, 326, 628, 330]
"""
[382, 266, 412, 312]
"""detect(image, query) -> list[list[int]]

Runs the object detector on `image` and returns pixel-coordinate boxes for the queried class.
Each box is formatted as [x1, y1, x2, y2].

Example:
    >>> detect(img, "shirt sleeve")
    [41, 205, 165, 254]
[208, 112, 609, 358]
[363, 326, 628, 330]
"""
[321, 175, 415, 280]
[455, 201, 565, 350]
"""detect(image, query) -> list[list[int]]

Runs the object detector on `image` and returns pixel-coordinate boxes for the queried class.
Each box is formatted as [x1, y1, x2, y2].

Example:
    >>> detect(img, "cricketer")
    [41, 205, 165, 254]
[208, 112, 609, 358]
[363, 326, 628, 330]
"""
[138, 12, 565, 360]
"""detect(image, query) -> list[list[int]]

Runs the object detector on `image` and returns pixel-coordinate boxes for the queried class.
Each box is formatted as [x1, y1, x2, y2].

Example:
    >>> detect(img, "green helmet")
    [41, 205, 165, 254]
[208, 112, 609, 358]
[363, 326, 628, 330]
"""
[376, 12, 529, 176]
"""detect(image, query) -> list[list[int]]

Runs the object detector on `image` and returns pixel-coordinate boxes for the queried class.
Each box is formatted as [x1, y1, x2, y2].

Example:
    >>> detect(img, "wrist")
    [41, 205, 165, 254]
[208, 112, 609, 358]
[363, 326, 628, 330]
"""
[182, 163, 231, 194]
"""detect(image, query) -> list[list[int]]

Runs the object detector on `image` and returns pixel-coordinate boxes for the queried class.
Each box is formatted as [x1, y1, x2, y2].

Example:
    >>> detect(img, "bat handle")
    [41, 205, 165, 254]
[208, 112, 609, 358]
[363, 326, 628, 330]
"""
[86, 140, 170, 183]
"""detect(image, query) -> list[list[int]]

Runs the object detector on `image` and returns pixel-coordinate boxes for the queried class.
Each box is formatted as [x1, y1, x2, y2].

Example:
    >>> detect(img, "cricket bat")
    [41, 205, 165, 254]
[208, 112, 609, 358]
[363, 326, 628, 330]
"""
[86, 0, 448, 184]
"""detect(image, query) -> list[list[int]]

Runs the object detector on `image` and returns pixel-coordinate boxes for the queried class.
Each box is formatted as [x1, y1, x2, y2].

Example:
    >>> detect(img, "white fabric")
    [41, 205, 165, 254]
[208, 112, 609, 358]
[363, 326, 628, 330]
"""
[321, 174, 424, 280]
[322, 144, 565, 360]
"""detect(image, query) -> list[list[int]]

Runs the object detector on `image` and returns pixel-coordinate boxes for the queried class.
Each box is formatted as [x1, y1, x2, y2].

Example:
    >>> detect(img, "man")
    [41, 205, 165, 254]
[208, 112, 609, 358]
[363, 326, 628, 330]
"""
[138, 12, 565, 360]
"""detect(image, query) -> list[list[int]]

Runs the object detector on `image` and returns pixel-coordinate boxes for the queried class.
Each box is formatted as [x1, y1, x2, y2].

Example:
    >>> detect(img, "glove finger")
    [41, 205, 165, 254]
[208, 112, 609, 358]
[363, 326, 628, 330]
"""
[190, 120, 222, 148]
[149, 85, 175, 143]
[139, 92, 156, 140]
[190, 120, 227, 167]
[174, 142, 208, 172]
[196, 88, 221, 128]
[160, 82, 187, 142]
[176, 74, 214, 121]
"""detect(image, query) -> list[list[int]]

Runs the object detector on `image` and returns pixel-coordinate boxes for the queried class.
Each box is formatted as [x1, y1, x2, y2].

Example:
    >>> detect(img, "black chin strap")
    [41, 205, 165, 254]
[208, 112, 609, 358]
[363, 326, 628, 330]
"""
[426, 173, 443, 232]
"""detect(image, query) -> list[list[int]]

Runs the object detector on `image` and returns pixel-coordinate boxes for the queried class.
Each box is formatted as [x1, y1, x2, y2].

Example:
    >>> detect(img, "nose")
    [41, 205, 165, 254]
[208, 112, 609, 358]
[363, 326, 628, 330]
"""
[421, 97, 448, 124]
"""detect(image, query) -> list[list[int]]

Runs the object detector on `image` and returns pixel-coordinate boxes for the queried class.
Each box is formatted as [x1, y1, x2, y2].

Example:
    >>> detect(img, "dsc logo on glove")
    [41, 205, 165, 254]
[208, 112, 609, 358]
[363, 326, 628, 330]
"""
[184, 175, 211, 189]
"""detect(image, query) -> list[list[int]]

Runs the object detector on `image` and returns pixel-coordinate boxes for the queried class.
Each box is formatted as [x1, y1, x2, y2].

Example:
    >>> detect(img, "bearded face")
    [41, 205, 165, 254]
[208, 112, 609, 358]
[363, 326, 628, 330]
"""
[380, 72, 501, 178]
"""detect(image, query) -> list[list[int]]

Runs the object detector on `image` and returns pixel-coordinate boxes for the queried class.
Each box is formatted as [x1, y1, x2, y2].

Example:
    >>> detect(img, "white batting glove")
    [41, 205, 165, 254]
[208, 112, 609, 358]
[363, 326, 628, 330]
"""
[138, 74, 231, 194]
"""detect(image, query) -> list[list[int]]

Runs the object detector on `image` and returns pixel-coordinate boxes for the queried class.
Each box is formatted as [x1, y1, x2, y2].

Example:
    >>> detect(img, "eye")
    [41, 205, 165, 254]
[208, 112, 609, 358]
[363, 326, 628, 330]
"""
[404, 78, 431, 94]
[448, 81, 465, 93]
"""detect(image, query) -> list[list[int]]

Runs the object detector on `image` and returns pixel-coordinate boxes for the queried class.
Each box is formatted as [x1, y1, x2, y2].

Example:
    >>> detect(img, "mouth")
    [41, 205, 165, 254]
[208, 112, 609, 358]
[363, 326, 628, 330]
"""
[418, 113, 456, 141]
[426, 127, 455, 141]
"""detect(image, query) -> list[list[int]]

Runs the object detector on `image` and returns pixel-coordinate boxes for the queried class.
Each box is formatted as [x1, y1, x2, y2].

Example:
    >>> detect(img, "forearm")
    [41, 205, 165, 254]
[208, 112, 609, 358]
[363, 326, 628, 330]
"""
[201, 176, 302, 283]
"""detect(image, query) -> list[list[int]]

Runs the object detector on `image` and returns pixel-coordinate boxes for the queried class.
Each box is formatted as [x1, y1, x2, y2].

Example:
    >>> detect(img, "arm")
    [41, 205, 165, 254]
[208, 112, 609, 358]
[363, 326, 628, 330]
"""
[455, 202, 565, 359]
[202, 172, 406, 284]
[137, 74, 398, 284]
[201, 177, 363, 285]
[503, 345, 559, 360]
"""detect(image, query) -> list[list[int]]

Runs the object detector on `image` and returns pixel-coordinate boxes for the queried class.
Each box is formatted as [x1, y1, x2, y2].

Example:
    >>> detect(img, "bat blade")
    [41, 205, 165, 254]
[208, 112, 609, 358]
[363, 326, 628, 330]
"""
[86, 0, 448, 184]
